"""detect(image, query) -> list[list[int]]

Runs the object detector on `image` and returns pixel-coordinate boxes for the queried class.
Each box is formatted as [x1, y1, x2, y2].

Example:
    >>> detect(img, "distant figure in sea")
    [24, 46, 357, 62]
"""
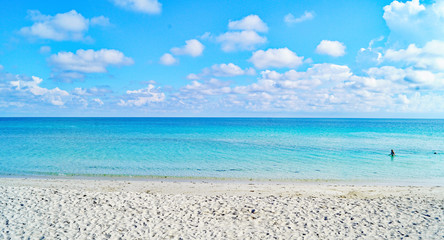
[390, 149, 395, 156]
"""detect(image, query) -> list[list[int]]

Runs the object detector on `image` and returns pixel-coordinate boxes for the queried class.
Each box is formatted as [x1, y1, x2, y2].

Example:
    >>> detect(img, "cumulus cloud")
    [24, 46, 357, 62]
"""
[118, 84, 165, 106]
[384, 40, 444, 71]
[0, 72, 114, 110]
[228, 15, 268, 32]
[20, 10, 109, 41]
[49, 49, 134, 80]
[249, 48, 304, 69]
[315, 40, 346, 57]
[10, 76, 70, 106]
[235, 64, 352, 94]
[113, 0, 162, 14]
[159, 53, 177, 65]
[172, 64, 357, 112]
[171, 39, 204, 57]
[187, 63, 256, 79]
[383, 0, 444, 45]
[367, 66, 444, 90]
[216, 15, 268, 52]
[217, 31, 266, 52]
[284, 11, 315, 24]
[167, 59, 444, 113]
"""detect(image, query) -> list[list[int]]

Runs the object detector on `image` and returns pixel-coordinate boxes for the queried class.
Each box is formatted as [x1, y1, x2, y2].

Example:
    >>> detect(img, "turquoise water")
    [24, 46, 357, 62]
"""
[1, 118, 444, 183]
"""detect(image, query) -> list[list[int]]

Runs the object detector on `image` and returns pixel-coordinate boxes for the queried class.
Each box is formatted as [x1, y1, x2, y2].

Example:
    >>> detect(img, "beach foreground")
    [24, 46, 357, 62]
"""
[1, 178, 443, 239]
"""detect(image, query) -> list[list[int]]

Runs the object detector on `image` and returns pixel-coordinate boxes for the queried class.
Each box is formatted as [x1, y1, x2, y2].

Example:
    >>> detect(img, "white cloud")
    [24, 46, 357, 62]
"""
[235, 64, 352, 94]
[249, 48, 304, 69]
[170, 61, 444, 113]
[49, 49, 134, 77]
[217, 31, 267, 52]
[173, 63, 390, 112]
[0, 65, 3, 71]
[215, 15, 268, 52]
[284, 11, 315, 24]
[118, 84, 165, 106]
[171, 39, 204, 57]
[384, 0, 425, 17]
[383, 0, 444, 45]
[10, 76, 70, 106]
[159, 53, 178, 65]
[367, 66, 444, 90]
[188, 63, 256, 79]
[209, 63, 256, 77]
[228, 15, 268, 32]
[0, 73, 114, 109]
[384, 40, 444, 71]
[113, 0, 162, 14]
[20, 10, 109, 41]
[315, 40, 346, 57]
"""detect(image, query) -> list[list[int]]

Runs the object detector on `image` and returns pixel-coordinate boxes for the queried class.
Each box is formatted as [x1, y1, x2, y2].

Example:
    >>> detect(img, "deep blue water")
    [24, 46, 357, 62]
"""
[0, 118, 443, 183]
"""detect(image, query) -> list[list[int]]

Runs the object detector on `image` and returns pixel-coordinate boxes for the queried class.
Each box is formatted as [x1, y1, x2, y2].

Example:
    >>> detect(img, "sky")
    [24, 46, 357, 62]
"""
[1, 0, 444, 117]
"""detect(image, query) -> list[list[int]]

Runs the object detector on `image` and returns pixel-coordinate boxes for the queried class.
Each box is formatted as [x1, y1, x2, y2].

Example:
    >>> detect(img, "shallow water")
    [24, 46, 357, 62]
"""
[1, 118, 443, 183]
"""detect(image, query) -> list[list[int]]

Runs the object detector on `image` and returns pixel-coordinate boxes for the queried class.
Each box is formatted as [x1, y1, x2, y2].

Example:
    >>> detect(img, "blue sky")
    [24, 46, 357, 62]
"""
[1, 0, 444, 117]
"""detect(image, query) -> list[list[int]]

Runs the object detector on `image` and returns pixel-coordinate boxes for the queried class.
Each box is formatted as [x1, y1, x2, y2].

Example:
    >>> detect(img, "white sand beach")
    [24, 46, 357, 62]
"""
[0, 177, 443, 239]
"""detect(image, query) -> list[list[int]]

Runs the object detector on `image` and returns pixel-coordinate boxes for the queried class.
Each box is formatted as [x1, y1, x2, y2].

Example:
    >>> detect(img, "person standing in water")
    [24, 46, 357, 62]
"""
[390, 149, 395, 156]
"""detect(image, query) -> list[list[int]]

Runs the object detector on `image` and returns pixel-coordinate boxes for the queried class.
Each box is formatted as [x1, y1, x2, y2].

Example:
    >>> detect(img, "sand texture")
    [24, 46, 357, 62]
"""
[0, 178, 443, 239]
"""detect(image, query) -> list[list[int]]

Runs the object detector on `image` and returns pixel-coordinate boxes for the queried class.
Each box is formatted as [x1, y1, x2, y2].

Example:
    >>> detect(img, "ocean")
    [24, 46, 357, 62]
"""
[1, 118, 443, 184]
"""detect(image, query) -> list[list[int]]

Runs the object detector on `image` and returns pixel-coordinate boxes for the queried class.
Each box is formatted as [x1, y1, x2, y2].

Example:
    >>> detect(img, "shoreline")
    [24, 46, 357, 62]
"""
[1, 177, 444, 198]
[2, 177, 443, 239]
[1, 173, 443, 187]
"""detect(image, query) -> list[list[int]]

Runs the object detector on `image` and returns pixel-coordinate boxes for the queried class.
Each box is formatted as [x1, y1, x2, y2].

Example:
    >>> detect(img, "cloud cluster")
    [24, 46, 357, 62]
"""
[10, 76, 69, 106]
[113, 0, 162, 14]
[160, 39, 204, 65]
[383, 0, 444, 45]
[20, 10, 109, 41]
[0, 73, 113, 110]
[384, 40, 444, 71]
[49, 49, 134, 80]
[7, 0, 444, 115]
[217, 15, 267, 52]
[118, 84, 165, 106]
[164, 57, 444, 113]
